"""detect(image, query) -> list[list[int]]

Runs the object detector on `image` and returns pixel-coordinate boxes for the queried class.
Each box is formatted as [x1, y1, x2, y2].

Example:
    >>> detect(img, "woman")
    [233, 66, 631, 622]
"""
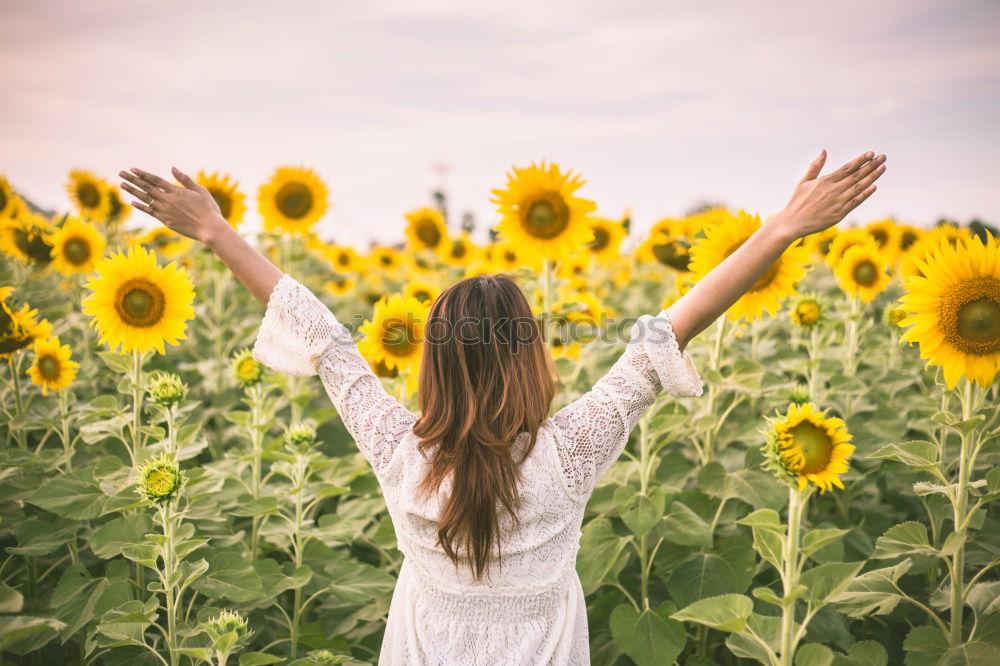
[119, 149, 885, 665]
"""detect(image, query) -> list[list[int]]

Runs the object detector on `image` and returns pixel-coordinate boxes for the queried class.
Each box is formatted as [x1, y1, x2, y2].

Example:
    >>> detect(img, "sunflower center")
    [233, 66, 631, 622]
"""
[63, 237, 91, 265]
[451, 241, 466, 259]
[0, 188, 6, 211]
[78, 183, 101, 209]
[789, 421, 834, 475]
[275, 182, 314, 219]
[416, 219, 441, 248]
[940, 278, 1000, 354]
[588, 227, 610, 252]
[795, 301, 821, 325]
[819, 237, 833, 256]
[381, 321, 419, 357]
[115, 279, 166, 328]
[336, 252, 350, 267]
[852, 260, 878, 287]
[20, 232, 53, 265]
[900, 231, 918, 251]
[237, 358, 258, 379]
[208, 187, 233, 220]
[651, 241, 690, 271]
[522, 194, 569, 240]
[373, 359, 399, 378]
[871, 229, 888, 247]
[503, 250, 517, 263]
[412, 289, 432, 303]
[38, 355, 61, 380]
[108, 191, 123, 219]
[380, 254, 394, 267]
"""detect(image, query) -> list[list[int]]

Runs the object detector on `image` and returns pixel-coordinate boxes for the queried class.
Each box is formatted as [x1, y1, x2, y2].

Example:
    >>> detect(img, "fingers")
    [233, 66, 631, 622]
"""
[130, 199, 155, 216]
[130, 167, 176, 193]
[120, 181, 154, 204]
[171, 166, 201, 190]
[842, 157, 886, 198]
[799, 149, 827, 183]
[844, 183, 877, 212]
[119, 170, 163, 200]
[830, 151, 875, 182]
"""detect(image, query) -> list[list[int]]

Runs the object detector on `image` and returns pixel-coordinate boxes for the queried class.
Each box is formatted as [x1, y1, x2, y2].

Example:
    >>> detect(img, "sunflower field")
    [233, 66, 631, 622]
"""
[1, 163, 999, 666]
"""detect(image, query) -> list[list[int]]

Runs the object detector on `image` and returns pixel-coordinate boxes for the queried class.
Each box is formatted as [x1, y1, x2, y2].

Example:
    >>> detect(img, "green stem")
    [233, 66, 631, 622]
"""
[10, 356, 26, 449]
[807, 327, 820, 401]
[248, 385, 264, 564]
[58, 389, 72, 472]
[780, 488, 805, 664]
[130, 350, 144, 466]
[161, 505, 178, 666]
[949, 377, 976, 646]
[542, 258, 553, 351]
[843, 295, 860, 377]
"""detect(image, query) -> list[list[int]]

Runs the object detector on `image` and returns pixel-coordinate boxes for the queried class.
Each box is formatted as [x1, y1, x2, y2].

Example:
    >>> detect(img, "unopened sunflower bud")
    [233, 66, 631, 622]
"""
[136, 454, 183, 504]
[232, 348, 264, 387]
[286, 422, 317, 447]
[790, 298, 822, 328]
[147, 371, 187, 406]
[306, 650, 338, 664]
[199, 609, 253, 649]
[884, 304, 908, 328]
[787, 383, 811, 404]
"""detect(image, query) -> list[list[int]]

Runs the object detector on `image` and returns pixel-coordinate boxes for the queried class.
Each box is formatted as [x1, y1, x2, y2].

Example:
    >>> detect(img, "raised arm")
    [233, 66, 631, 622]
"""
[666, 149, 887, 351]
[119, 166, 281, 306]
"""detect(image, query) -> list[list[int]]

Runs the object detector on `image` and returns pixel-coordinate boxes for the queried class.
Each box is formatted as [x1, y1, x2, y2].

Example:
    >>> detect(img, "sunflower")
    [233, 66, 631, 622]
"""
[557, 254, 590, 288]
[104, 185, 132, 226]
[898, 232, 1000, 389]
[554, 289, 610, 343]
[0, 210, 54, 267]
[368, 357, 419, 398]
[789, 293, 824, 328]
[405, 207, 448, 252]
[136, 454, 183, 504]
[649, 216, 688, 239]
[0, 289, 53, 359]
[26, 336, 79, 395]
[884, 304, 908, 328]
[687, 210, 812, 322]
[637, 229, 691, 272]
[895, 223, 923, 256]
[358, 294, 428, 372]
[865, 218, 900, 257]
[442, 234, 478, 267]
[761, 402, 854, 493]
[49, 217, 106, 275]
[586, 216, 626, 260]
[824, 227, 872, 268]
[491, 161, 596, 262]
[325, 274, 357, 297]
[66, 169, 111, 220]
[319, 244, 360, 273]
[834, 243, 892, 303]
[404, 280, 441, 305]
[231, 348, 264, 387]
[198, 171, 247, 228]
[487, 241, 533, 273]
[139, 227, 193, 259]
[368, 246, 404, 273]
[258, 166, 329, 234]
[82, 245, 196, 354]
[0, 175, 16, 220]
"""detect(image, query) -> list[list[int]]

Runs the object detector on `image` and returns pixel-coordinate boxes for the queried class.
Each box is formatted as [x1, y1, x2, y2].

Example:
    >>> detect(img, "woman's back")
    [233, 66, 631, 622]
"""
[254, 272, 703, 664]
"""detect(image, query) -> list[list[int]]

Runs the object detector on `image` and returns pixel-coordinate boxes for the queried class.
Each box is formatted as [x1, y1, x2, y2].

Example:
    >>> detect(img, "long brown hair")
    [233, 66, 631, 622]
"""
[413, 274, 555, 580]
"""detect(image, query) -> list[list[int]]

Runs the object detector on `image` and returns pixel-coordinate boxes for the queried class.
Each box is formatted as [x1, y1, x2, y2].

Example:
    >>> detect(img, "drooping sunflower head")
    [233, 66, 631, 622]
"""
[586, 216, 626, 260]
[688, 210, 812, 322]
[490, 161, 596, 262]
[404, 280, 441, 305]
[637, 230, 691, 272]
[197, 170, 247, 228]
[27, 336, 79, 395]
[82, 245, 196, 355]
[833, 242, 892, 303]
[136, 454, 183, 504]
[139, 227, 193, 259]
[899, 232, 1000, 389]
[258, 166, 329, 235]
[147, 370, 188, 406]
[358, 293, 428, 372]
[66, 169, 111, 220]
[761, 402, 855, 493]
[49, 217, 106, 275]
[405, 206, 448, 252]
[230, 348, 265, 388]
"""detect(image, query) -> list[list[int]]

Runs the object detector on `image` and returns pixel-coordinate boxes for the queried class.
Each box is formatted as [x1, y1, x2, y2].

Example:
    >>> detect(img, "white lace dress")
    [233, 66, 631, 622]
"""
[253, 274, 704, 666]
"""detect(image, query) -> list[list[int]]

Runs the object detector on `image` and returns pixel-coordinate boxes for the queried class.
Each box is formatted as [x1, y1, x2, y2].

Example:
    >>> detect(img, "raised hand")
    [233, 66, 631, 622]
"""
[119, 167, 227, 243]
[775, 150, 887, 240]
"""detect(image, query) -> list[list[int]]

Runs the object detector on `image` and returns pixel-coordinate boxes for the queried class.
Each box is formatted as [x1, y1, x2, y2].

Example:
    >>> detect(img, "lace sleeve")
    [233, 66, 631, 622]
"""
[252, 274, 417, 476]
[550, 310, 703, 501]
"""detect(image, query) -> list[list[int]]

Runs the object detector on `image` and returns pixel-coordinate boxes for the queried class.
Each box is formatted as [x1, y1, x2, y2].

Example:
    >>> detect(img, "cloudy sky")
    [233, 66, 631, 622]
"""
[1, 0, 998, 247]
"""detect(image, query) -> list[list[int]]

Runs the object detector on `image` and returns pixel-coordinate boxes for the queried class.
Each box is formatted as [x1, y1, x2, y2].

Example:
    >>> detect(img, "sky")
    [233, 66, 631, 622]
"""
[1, 0, 998, 248]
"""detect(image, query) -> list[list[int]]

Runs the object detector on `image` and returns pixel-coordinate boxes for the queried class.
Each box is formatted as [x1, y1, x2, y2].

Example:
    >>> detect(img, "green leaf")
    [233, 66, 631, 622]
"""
[752, 586, 784, 608]
[671, 594, 753, 634]
[736, 508, 784, 533]
[801, 528, 850, 560]
[799, 562, 864, 605]
[89, 513, 153, 559]
[239, 653, 285, 666]
[26, 472, 108, 520]
[615, 485, 666, 538]
[662, 500, 712, 548]
[121, 544, 159, 569]
[903, 625, 949, 666]
[0, 616, 65, 654]
[190, 551, 265, 603]
[833, 559, 913, 618]
[177, 647, 213, 663]
[868, 441, 938, 469]
[609, 602, 686, 666]
[0, 582, 23, 613]
[666, 535, 756, 608]
[795, 643, 835, 666]
[7, 519, 73, 557]
[95, 600, 156, 648]
[697, 462, 727, 497]
[577, 517, 631, 594]
[737, 509, 785, 571]
[321, 556, 397, 605]
[872, 522, 937, 559]
[725, 471, 788, 510]
[987, 467, 1000, 495]
[97, 351, 133, 374]
[726, 612, 781, 664]
[831, 640, 889, 666]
